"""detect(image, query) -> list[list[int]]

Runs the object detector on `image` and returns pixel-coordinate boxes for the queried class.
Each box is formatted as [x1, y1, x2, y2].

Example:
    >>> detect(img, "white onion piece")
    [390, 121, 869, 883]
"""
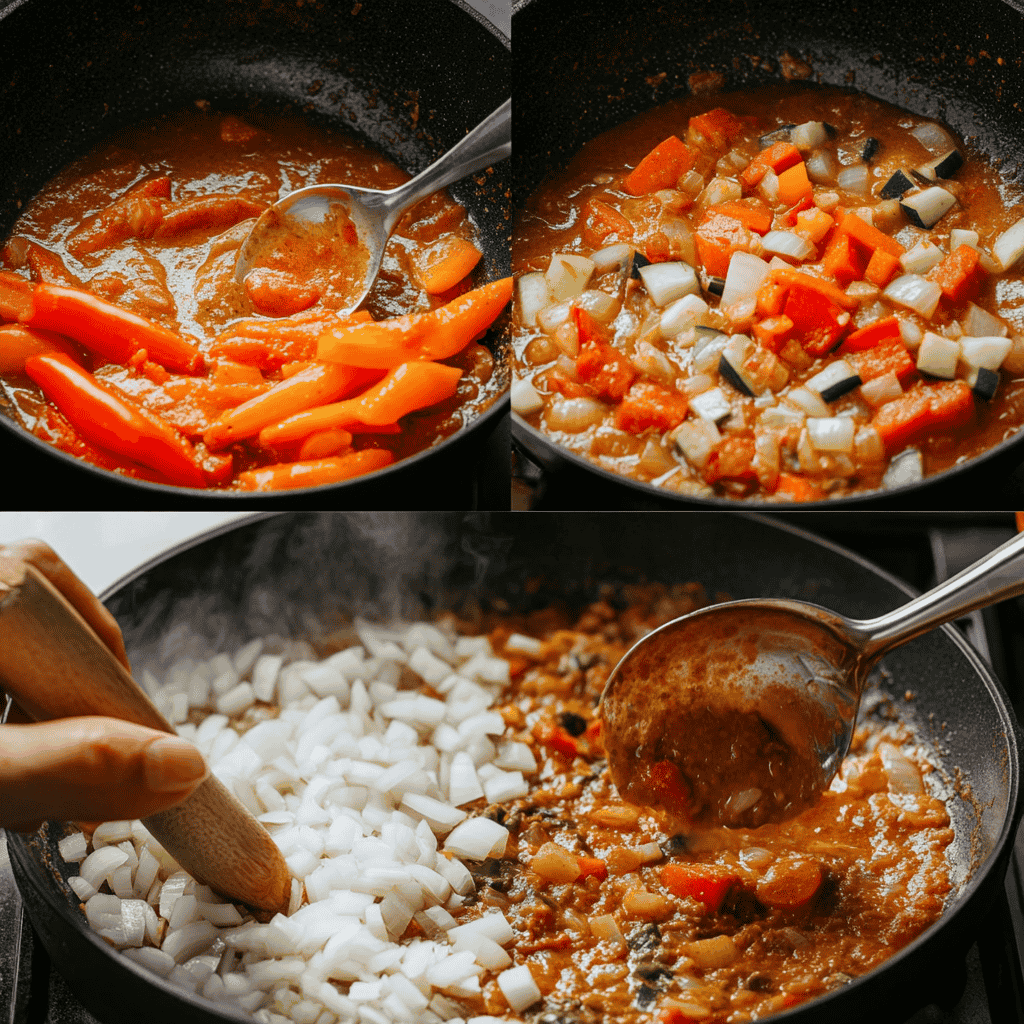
[543, 396, 606, 433]
[511, 377, 544, 416]
[80, 846, 129, 891]
[761, 230, 814, 262]
[791, 121, 829, 150]
[805, 149, 838, 185]
[860, 371, 903, 407]
[950, 228, 980, 252]
[516, 272, 552, 327]
[692, 333, 729, 373]
[783, 387, 831, 418]
[536, 299, 573, 335]
[575, 288, 619, 323]
[900, 240, 944, 275]
[885, 274, 942, 319]
[58, 832, 88, 863]
[916, 332, 960, 378]
[837, 164, 871, 194]
[960, 335, 1012, 371]
[498, 965, 542, 1013]
[962, 302, 1008, 338]
[911, 122, 956, 154]
[689, 387, 732, 424]
[673, 418, 721, 468]
[994, 216, 1024, 271]
[590, 243, 633, 273]
[444, 818, 509, 860]
[720, 251, 771, 308]
[758, 403, 805, 428]
[878, 742, 925, 794]
[639, 261, 699, 306]
[661, 293, 709, 336]
[590, 914, 626, 945]
[882, 447, 924, 488]
[698, 176, 742, 207]
[678, 170, 705, 196]
[546, 253, 595, 302]
[806, 416, 856, 453]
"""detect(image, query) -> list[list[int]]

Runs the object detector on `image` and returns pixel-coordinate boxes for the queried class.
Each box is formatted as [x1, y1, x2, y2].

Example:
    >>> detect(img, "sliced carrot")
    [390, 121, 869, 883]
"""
[839, 315, 902, 353]
[770, 267, 859, 310]
[614, 381, 689, 433]
[837, 210, 905, 258]
[582, 198, 635, 248]
[623, 135, 694, 195]
[576, 857, 608, 882]
[258, 361, 461, 447]
[927, 244, 985, 303]
[777, 272, 855, 356]
[752, 314, 794, 352]
[704, 198, 771, 235]
[848, 336, 916, 386]
[204, 362, 376, 449]
[740, 141, 802, 189]
[864, 247, 902, 288]
[298, 428, 354, 460]
[546, 369, 592, 399]
[820, 230, 867, 287]
[695, 215, 757, 278]
[773, 473, 825, 502]
[756, 858, 823, 909]
[0, 323, 80, 374]
[776, 162, 812, 206]
[318, 276, 511, 368]
[243, 267, 321, 317]
[871, 380, 973, 454]
[793, 206, 834, 244]
[236, 449, 394, 491]
[661, 862, 739, 913]
[687, 108, 745, 151]
[780, 193, 815, 227]
[415, 236, 483, 294]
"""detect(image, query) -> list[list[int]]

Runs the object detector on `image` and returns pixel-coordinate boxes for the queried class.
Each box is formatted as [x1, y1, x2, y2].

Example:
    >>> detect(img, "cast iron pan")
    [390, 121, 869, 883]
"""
[511, 0, 1024, 509]
[0, 0, 510, 510]
[6, 512, 1023, 1023]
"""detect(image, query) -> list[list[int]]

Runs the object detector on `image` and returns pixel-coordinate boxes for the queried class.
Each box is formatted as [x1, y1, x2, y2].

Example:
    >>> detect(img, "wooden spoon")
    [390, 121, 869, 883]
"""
[0, 554, 292, 916]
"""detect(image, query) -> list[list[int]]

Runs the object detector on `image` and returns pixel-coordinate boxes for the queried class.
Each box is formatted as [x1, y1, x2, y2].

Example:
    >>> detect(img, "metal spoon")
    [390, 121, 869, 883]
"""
[600, 531, 1024, 830]
[235, 98, 511, 312]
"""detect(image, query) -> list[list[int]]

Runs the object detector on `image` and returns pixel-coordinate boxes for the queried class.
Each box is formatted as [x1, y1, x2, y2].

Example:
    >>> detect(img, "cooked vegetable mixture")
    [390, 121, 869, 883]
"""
[0, 108, 509, 491]
[512, 85, 1024, 500]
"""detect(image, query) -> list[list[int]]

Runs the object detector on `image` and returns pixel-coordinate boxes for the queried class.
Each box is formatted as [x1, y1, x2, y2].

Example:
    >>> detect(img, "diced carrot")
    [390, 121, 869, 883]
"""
[870, 380, 974, 454]
[756, 858, 823, 909]
[572, 305, 603, 346]
[581, 200, 638, 248]
[623, 135, 694, 196]
[704, 198, 772, 235]
[318, 276, 511, 368]
[298, 428, 354, 460]
[0, 323, 80, 374]
[576, 340, 636, 402]
[658, 1009, 697, 1024]
[864, 247, 902, 288]
[695, 215, 756, 278]
[769, 267, 859, 310]
[243, 267, 321, 317]
[773, 472, 825, 502]
[848, 336, 916, 386]
[414, 235, 483, 294]
[702, 436, 757, 484]
[780, 193, 815, 227]
[839, 315, 902, 353]
[820, 229, 867, 287]
[151, 194, 266, 238]
[782, 279, 853, 357]
[576, 857, 608, 882]
[740, 141, 802, 189]
[793, 206, 834, 243]
[614, 380, 689, 433]
[660, 862, 739, 913]
[752, 314, 794, 352]
[776, 162, 812, 206]
[236, 449, 394, 491]
[687, 108, 745, 151]
[641, 759, 691, 809]
[927, 244, 985, 303]
[837, 210, 905, 258]
[756, 277, 790, 318]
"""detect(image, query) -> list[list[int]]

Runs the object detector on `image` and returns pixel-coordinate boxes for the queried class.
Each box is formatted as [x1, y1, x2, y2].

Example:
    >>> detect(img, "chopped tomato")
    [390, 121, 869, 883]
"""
[615, 381, 689, 433]
[661, 862, 740, 912]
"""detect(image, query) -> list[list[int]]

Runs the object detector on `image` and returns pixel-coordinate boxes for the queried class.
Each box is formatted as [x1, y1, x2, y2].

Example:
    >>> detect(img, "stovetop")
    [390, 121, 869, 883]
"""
[2, 513, 1023, 1023]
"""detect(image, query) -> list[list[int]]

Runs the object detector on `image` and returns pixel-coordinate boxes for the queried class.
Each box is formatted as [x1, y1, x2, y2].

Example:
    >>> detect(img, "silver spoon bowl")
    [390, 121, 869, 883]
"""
[235, 98, 511, 313]
[601, 531, 1024, 830]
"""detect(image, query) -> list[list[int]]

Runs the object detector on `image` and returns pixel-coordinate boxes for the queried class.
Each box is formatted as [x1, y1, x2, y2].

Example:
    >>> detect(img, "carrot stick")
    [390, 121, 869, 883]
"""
[298, 427, 354, 460]
[237, 449, 393, 491]
[0, 323, 80, 374]
[24, 352, 206, 488]
[203, 361, 378, 450]
[317, 276, 511, 368]
[258, 361, 462, 447]
[416, 236, 483, 294]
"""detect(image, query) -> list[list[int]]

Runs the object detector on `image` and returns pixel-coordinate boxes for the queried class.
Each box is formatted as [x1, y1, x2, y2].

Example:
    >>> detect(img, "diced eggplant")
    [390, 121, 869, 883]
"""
[900, 187, 956, 229]
[915, 332, 960, 379]
[882, 448, 924, 489]
[861, 137, 881, 163]
[758, 124, 795, 148]
[806, 359, 862, 403]
[910, 122, 956, 154]
[968, 366, 1000, 401]
[879, 169, 916, 200]
[791, 121, 829, 151]
[630, 252, 652, 279]
[705, 275, 726, 297]
[690, 386, 733, 423]
[692, 330, 730, 373]
[837, 165, 871, 195]
[718, 354, 755, 397]
[916, 149, 964, 181]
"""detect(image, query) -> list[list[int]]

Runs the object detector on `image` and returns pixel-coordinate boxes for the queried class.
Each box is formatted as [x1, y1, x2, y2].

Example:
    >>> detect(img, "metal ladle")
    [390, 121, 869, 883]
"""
[600, 531, 1024, 830]
[235, 98, 511, 313]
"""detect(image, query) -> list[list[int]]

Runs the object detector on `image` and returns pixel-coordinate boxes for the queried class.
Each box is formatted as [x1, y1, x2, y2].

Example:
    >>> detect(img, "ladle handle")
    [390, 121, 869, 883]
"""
[856, 530, 1024, 661]
[381, 98, 511, 231]
[0, 556, 291, 916]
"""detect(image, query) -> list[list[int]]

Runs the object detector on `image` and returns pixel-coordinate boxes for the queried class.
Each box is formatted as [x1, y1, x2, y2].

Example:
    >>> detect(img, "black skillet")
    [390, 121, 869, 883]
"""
[511, 0, 1024, 509]
[5, 511, 1022, 1023]
[0, 0, 510, 510]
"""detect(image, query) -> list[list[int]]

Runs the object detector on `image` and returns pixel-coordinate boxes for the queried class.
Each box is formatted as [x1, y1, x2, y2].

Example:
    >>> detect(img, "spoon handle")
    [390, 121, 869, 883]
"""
[0, 555, 291, 916]
[856, 530, 1024, 661]
[380, 98, 511, 232]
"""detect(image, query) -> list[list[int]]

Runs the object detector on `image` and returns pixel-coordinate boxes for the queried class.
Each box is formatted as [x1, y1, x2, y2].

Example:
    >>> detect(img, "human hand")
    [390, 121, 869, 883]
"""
[0, 540, 206, 832]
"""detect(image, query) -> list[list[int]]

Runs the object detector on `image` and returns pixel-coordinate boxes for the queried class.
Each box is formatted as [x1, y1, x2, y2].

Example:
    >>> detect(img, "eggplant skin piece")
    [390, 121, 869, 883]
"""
[970, 366, 1000, 400]
[880, 169, 916, 199]
[900, 186, 956, 229]
[921, 149, 964, 180]
[718, 353, 755, 397]
[631, 252, 652, 279]
[862, 136, 881, 163]
[819, 373, 863, 403]
[758, 123, 795, 148]
[705, 275, 726, 296]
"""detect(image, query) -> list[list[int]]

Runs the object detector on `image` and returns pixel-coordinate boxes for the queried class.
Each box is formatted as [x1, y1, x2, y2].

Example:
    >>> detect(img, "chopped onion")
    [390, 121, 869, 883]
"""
[900, 240, 943, 275]
[882, 447, 924, 488]
[546, 253, 595, 302]
[673, 417, 721, 468]
[590, 243, 633, 273]
[962, 302, 1008, 338]
[639, 261, 699, 306]
[516, 272, 551, 326]
[689, 386, 732, 424]
[959, 335, 1012, 371]
[837, 165, 871, 195]
[806, 416, 856, 453]
[535, 299, 572, 335]
[911, 122, 956, 154]
[720, 251, 771, 308]
[698, 176, 742, 207]
[791, 120, 829, 150]
[860, 371, 903, 407]
[884, 274, 942, 319]
[950, 228, 980, 252]
[661, 293, 709, 336]
[805, 149, 838, 185]
[783, 387, 831, 418]
[497, 965, 542, 1013]
[916, 332, 960, 378]
[575, 288, 619, 323]
[760, 230, 814, 262]
[993, 216, 1024, 271]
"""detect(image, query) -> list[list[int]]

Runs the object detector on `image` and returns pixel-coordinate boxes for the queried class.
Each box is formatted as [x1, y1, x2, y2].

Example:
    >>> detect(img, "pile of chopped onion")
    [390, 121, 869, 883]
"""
[58, 618, 541, 1024]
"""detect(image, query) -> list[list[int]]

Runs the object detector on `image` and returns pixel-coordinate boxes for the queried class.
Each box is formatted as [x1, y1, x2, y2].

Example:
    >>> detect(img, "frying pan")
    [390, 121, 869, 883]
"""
[5, 512, 1022, 1023]
[511, 0, 1024, 509]
[0, 0, 510, 509]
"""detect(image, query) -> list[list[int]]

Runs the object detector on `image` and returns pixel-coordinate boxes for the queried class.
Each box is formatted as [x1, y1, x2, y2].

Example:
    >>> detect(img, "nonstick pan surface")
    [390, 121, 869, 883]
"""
[6, 512, 1023, 1023]
[511, 0, 1024, 509]
[0, 0, 511, 509]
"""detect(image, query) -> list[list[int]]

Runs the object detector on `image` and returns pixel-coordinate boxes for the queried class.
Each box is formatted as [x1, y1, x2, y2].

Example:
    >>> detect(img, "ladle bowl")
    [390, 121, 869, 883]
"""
[601, 530, 1024, 829]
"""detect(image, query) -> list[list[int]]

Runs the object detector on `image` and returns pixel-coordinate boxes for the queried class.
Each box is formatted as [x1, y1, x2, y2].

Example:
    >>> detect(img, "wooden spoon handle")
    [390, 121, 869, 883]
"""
[0, 555, 291, 916]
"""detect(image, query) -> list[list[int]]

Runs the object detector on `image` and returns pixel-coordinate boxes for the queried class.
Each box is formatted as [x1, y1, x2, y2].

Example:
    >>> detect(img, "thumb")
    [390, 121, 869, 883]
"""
[0, 717, 208, 832]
